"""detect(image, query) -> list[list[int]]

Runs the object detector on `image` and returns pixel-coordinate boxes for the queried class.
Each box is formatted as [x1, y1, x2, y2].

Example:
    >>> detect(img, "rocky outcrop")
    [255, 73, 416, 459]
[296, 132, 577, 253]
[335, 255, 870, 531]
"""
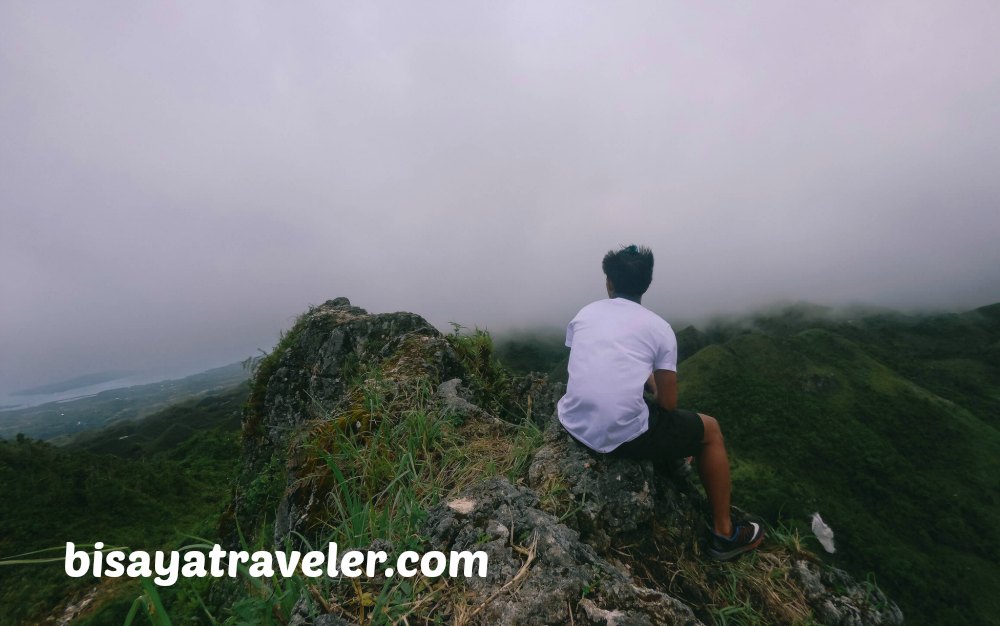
[225, 297, 463, 545]
[422, 404, 903, 625]
[228, 298, 904, 626]
[790, 560, 904, 626]
[423, 477, 703, 626]
[527, 410, 702, 555]
[244, 297, 457, 449]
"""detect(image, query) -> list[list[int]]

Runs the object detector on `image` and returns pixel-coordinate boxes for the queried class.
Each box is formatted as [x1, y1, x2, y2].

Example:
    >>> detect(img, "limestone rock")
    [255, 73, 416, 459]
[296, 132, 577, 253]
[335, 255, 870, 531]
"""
[791, 560, 904, 626]
[247, 297, 456, 448]
[437, 378, 491, 420]
[422, 477, 704, 626]
[225, 297, 462, 546]
[528, 409, 702, 554]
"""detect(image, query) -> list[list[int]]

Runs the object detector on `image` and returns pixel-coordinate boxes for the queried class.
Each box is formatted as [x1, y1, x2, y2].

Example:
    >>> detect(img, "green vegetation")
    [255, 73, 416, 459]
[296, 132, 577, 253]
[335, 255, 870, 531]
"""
[669, 306, 1000, 626]
[280, 375, 539, 624]
[3, 303, 998, 625]
[129, 324, 542, 625]
[0, 384, 247, 625]
[69, 383, 246, 458]
[492, 329, 568, 381]
[632, 525, 822, 626]
[446, 325, 516, 417]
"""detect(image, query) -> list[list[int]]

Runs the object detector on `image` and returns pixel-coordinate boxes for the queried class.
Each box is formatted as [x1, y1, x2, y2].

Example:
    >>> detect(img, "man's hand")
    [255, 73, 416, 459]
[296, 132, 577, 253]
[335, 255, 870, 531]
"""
[653, 369, 678, 411]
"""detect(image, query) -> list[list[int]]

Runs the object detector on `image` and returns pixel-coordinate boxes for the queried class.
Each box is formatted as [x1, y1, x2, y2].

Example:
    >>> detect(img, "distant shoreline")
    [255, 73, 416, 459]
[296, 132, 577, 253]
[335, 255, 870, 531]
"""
[10, 371, 129, 397]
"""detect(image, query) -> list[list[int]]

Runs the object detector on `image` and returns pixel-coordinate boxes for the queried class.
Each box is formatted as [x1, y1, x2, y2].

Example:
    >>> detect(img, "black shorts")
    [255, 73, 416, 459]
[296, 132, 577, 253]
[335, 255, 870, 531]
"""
[609, 397, 704, 468]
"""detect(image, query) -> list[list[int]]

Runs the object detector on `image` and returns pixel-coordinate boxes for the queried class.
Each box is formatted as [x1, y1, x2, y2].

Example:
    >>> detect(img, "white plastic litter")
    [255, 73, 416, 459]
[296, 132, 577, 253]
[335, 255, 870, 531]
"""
[811, 512, 836, 553]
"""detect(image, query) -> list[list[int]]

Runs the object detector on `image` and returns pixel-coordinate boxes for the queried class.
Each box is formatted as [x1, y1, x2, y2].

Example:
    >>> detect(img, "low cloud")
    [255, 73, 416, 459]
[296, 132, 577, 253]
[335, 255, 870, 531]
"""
[2, 1, 999, 392]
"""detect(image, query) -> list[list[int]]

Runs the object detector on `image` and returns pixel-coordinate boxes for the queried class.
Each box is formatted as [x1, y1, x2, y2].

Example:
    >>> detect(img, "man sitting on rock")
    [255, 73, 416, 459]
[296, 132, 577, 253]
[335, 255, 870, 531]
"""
[556, 244, 764, 560]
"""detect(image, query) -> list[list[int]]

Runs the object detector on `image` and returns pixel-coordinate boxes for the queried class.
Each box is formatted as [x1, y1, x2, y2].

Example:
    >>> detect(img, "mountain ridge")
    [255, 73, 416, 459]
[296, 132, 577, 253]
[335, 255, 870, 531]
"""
[3, 298, 998, 624]
[213, 297, 910, 625]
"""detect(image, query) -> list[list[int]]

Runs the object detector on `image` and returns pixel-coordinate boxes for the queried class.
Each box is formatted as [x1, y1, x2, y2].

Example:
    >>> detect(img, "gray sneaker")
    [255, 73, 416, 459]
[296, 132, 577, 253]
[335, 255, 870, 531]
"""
[708, 520, 765, 561]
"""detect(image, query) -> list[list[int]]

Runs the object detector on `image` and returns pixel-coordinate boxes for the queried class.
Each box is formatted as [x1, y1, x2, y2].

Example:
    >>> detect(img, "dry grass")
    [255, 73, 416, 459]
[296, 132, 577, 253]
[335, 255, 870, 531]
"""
[615, 520, 820, 626]
[452, 534, 538, 626]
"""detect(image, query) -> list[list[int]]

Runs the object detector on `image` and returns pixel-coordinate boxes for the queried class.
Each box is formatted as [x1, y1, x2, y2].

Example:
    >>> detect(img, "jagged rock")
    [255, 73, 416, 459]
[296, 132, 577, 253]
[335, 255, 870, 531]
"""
[248, 297, 457, 448]
[791, 560, 904, 626]
[437, 378, 491, 419]
[431, 416, 904, 626]
[528, 410, 702, 554]
[507, 373, 564, 427]
[226, 297, 463, 546]
[422, 477, 704, 626]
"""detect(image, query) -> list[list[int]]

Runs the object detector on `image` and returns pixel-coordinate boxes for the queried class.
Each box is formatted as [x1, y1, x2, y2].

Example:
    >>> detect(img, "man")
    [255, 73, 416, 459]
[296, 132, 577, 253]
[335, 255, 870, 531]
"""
[556, 244, 764, 560]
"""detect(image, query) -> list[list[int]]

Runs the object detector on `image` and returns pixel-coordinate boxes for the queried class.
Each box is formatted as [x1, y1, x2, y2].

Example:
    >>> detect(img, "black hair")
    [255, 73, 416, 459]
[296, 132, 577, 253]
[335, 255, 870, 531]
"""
[602, 244, 654, 296]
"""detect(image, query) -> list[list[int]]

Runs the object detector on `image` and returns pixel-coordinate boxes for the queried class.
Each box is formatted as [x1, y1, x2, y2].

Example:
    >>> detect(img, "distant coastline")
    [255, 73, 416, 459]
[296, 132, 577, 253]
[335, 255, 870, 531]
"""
[10, 371, 129, 396]
[0, 362, 249, 440]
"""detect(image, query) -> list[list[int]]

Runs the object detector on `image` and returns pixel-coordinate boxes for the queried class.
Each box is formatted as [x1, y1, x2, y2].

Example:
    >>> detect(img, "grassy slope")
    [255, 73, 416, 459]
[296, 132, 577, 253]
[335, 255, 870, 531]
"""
[676, 313, 1000, 626]
[0, 383, 247, 626]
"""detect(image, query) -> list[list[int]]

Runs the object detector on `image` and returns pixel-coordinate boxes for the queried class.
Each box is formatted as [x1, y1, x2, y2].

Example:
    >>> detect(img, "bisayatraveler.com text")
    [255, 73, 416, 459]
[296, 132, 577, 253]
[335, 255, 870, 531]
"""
[65, 542, 488, 586]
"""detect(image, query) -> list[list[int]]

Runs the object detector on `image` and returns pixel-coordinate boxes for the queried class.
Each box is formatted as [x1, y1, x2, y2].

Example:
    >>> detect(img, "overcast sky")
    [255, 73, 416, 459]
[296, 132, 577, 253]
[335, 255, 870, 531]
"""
[2, 1, 1000, 393]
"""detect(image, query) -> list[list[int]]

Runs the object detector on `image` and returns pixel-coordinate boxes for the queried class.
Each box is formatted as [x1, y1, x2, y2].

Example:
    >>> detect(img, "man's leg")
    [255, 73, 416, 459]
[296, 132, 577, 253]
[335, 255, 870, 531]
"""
[696, 413, 733, 537]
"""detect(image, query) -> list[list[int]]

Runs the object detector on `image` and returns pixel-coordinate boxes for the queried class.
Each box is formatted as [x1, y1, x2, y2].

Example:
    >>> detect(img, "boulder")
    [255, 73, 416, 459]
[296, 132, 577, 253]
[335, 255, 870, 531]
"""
[423, 477, 703, 626]
[527, 407, 702, 554]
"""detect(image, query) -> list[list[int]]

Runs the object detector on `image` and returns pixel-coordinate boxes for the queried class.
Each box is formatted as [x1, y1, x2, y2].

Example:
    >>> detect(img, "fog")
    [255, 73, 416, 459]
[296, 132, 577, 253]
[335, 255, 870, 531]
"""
[3, 1, 1000, 393]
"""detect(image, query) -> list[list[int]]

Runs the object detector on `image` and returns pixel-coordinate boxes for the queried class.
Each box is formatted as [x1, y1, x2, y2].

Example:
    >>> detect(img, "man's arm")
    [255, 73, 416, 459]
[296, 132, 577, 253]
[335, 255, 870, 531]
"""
[652, 369, 678, 411]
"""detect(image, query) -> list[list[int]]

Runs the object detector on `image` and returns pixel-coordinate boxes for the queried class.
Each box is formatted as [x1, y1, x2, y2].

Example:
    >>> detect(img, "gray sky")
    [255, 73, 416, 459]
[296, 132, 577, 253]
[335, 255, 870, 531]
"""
[2, 1, 1000, 393]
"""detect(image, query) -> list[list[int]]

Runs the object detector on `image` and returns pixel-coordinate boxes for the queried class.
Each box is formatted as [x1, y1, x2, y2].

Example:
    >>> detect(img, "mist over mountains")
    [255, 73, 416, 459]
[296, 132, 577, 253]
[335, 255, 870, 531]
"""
[4, 2, 1000, 398]
[3, 4, 1000, 622]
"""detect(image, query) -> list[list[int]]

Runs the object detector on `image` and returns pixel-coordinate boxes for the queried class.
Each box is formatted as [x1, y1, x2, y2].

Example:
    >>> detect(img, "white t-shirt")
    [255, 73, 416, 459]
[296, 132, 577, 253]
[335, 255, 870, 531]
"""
[556, 298, 678, 453]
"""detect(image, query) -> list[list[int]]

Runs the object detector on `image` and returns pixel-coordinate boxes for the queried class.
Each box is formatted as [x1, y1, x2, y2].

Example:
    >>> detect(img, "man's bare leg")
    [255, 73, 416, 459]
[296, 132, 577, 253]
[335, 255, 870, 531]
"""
[696, 414, 733, 537]
[645, 374, 731, 533]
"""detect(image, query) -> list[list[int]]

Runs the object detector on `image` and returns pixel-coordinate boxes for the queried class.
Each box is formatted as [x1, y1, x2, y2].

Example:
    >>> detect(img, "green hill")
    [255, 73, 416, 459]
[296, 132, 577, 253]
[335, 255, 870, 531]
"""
[0, 383, 248, 625]
[68, 383, 246, 458]
[680, 329, 1000, 625]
